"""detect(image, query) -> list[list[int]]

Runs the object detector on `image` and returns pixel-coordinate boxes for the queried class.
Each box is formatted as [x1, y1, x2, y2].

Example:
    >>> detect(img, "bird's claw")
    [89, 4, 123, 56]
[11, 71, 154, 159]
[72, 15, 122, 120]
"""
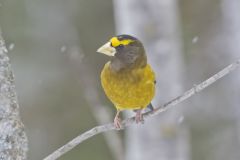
[114, 116, 122, 129]
[135, 111, 144, 124]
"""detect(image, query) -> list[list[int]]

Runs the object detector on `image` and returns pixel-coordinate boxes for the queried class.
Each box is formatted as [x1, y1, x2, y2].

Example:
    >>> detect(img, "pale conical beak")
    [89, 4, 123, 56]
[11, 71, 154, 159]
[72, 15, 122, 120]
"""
[97, 42, 116, 56]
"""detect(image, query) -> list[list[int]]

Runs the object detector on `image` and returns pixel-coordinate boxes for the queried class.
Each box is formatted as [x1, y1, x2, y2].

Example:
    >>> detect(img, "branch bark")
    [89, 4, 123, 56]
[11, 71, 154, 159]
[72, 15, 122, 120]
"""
[43, 58, 240, 160]
[0, 31, 28, 159]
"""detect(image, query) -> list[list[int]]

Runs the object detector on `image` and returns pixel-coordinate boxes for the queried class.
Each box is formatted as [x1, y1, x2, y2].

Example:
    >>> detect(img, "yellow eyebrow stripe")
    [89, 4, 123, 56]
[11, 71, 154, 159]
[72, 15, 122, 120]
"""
[110, 37, 134, 47]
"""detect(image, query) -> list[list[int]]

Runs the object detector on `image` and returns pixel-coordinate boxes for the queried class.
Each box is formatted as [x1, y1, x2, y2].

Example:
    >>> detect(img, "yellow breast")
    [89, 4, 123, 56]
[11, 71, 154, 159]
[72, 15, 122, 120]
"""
[101, 62, 155, 110]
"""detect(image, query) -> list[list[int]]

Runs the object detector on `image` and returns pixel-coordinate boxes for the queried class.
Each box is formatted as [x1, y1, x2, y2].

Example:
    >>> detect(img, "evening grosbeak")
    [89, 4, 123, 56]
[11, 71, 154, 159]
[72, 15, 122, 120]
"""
[97, 35, 156, 128]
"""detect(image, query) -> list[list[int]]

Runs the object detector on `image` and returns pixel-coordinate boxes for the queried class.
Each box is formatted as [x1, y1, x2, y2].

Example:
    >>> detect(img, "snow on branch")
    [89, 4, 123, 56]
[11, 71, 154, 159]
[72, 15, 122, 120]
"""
[43, 58, 240, 160]
[0, 31, 28, 159]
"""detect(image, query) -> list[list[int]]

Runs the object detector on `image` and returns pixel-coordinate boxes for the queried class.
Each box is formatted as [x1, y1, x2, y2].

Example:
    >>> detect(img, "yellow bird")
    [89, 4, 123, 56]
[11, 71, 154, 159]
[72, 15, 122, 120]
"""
[97, 35, 156, 128]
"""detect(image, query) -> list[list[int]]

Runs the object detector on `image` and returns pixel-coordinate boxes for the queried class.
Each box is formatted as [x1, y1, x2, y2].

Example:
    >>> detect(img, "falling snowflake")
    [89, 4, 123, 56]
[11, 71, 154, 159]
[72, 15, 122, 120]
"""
[60, 46, 67, 53]
[8, 43, 15, 51]
[177, 115, 184, 124]
[192, 36, 199, 44]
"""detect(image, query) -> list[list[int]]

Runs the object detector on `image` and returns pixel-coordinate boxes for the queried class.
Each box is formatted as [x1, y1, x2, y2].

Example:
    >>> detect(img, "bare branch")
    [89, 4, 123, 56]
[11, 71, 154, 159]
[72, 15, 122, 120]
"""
[0, 31, 28, 159]
[43, 58, 240, 160]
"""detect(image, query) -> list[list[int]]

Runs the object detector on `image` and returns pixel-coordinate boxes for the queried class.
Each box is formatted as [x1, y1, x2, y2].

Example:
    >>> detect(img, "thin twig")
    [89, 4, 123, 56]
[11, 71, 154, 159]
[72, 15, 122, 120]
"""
[43, 58, 240, 160]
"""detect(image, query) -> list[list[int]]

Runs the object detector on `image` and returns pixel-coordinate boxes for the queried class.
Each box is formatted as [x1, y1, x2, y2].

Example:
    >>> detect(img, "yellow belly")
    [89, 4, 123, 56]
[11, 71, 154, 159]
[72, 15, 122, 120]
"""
[101, 62, 155, 110]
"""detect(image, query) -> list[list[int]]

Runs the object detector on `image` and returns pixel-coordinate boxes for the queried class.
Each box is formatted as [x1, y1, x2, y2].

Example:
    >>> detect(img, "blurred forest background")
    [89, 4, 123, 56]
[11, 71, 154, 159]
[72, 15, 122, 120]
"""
[0, 0, 240, 160]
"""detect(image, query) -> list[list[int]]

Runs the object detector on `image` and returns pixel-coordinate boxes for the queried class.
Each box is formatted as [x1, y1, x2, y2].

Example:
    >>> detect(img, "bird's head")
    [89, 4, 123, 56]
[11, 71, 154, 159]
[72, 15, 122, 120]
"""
[97, 35, 146, 70]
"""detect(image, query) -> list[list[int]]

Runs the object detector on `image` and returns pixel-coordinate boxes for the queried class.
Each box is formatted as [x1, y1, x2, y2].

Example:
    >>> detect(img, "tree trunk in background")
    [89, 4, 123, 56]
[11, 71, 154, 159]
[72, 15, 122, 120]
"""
[113, 1, 190, 160]
[221, 0, 240, 150]
[181, 0, 240, 159]
[0, 32, 28, 159]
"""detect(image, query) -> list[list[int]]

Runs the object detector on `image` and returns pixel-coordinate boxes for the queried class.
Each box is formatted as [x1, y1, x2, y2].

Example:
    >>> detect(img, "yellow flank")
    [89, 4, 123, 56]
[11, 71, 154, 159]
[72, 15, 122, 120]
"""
[110, 37, 134, 47]
[101, 62, 155, 110]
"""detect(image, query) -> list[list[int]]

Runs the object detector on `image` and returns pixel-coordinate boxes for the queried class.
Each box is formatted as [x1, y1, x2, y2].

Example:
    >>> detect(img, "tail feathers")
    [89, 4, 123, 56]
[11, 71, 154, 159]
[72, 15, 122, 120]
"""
[132, 103, 154, 112]
[147, 103, 154, 111]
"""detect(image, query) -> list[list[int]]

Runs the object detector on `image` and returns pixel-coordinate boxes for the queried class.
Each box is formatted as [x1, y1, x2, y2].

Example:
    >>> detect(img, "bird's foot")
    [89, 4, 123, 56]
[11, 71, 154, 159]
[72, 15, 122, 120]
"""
[135, 109, 144, 124]
[114, 115, 122, 129]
